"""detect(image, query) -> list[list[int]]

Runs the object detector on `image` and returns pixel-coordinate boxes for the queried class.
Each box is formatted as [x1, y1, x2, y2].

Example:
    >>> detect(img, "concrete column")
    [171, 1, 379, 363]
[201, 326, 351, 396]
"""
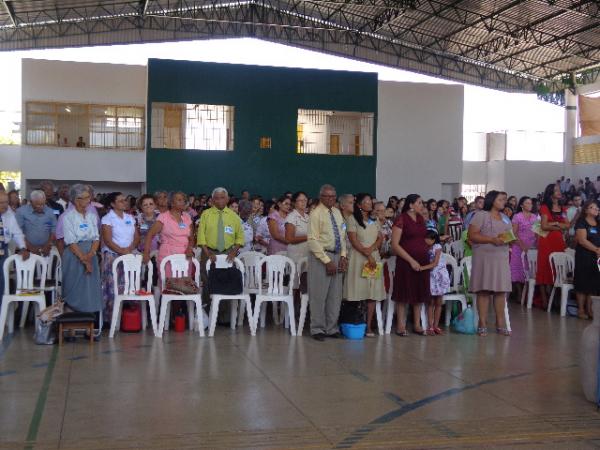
[564, 89, 577, 178]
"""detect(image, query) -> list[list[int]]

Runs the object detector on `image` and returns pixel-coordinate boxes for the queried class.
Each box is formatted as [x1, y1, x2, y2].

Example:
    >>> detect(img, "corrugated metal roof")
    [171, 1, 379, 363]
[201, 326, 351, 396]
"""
[0, 0, 598, 92]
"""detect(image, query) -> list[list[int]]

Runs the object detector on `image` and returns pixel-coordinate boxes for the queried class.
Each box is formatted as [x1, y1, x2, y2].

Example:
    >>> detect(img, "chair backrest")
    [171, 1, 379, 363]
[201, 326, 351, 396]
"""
[565, 248, 575, 259]
[192, 247, 202, 261]
[3, 254, 47, 294]
[443, 253, 459, 294]
[36, 247, 61, 282]
[450, 240, 464, 261]
[258, 255, 296, 296]
[523, 248, 538, 280]
[239, 251, 264, 291]
[159, 254, 200, 286]
[113, 254, 153, 295]
[549, 252, 574, 286]
[205, 254, 246, 286]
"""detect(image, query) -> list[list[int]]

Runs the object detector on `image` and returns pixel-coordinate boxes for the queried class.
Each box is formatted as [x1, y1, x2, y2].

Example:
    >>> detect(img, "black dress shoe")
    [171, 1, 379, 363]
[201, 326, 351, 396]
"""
[327, 332, 342, 339]
[312, 333, 326, 341]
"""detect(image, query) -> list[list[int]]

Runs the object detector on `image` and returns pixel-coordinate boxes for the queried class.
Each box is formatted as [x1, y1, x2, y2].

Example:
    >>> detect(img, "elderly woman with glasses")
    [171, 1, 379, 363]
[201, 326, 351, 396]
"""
[61, 184, 103, 322]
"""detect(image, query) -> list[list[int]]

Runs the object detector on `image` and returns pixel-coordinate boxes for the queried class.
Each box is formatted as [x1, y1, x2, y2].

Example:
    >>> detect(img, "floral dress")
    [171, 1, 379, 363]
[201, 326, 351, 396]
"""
[509, 212, 538, 283]
[429, 243, 450, 296]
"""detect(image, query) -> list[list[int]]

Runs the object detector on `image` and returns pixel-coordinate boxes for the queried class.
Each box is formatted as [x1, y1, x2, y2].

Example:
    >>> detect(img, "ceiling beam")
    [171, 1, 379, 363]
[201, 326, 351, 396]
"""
[2, 1, 17, 27]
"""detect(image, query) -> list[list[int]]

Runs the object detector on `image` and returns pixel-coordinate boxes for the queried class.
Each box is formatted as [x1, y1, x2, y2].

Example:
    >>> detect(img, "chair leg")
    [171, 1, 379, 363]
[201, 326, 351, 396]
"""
[375, 301, 383, 336]
[254, 300, 263, 333]
[158, 300, 169, 338]
[237, 301, 246, 327]
[420, 304, 428, 330]
[298, 295, 308, 337]
[19, 301, 29, 328]
[147, 299, 159, 337]
[230, 300, 238, 331]
[547, 287, 556, 312]
[208, 298, 219, 337]
[195, 300, 205, 337]
[286, 300, 296, 336]
[247, 299, 257, 336]
[187, 300, 195, 331]
[560, 287, 569, 317]
[7, 302, 15, 335]
[141, 302, 148, 330]
[0, 299, 10, 341]
[109, 298, 122, 338]
[527, 280, 535, 309]
[385, 298, 394, 334]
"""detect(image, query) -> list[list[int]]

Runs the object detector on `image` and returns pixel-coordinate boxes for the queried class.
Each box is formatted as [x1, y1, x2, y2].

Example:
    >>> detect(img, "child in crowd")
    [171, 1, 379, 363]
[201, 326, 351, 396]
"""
[423, 230, 450, 335]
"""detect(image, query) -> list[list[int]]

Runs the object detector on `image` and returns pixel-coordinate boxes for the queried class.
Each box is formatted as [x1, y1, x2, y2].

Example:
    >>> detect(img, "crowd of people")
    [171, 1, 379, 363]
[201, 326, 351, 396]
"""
[0, 175, 599, 340]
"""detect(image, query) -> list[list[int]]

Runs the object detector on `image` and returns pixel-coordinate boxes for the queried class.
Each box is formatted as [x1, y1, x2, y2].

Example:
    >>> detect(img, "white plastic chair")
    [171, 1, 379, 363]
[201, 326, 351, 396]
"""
[206, 255, 253, 337]
[239, 250, 281, 328]
[0, 254, 47, 341]
[548, 252, 575, 317]
[296, 256, 309, 336]
[464, 256, 511, 331]
[450, 240, 465, 262]
[384, 256, 396, 334]
[441, 253, 468, 326]
[254, 255, 297, 336]
[109, 254, 158, 338]
[158, 254, 204, 337]
[521, 248, 538, 309]
[20, 247, 62, 327]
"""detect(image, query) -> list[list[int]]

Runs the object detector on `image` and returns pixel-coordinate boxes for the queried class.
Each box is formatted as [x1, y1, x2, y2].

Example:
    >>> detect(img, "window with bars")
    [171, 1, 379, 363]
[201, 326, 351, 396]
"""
[25, 101, 144, 150]
[151, 103, 235, 151]
[461, 185, 487, 203]
[296, 109, 374, 156]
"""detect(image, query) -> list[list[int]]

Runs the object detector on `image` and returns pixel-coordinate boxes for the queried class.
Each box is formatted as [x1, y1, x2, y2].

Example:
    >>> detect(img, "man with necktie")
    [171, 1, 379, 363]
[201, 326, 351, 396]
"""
[197, 187, 245, 303]
[307, 184, 348, 341]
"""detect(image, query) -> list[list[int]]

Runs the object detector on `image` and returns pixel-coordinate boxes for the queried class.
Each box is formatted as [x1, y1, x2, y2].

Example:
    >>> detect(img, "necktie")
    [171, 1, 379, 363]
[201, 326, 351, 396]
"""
[216, 210, 225, 252]
[0, 215, 5, 257]
[329, 209, 341, 253]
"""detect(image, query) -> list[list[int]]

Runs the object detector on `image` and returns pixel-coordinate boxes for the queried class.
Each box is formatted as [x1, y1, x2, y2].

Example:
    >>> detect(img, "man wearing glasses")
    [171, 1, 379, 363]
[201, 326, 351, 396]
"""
[307, 184, 348, 341]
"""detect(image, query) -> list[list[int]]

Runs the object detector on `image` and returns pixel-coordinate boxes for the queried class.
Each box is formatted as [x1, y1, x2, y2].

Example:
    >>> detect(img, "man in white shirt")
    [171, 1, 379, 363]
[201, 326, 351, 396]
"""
[0, 191, 29, 301]
[56, 184, 71, 210]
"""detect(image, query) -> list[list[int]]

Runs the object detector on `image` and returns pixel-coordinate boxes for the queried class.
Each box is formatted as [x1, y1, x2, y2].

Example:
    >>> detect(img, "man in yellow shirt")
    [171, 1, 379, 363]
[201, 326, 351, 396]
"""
[197, 187, 245, 263]
[307, 184, 348, 341]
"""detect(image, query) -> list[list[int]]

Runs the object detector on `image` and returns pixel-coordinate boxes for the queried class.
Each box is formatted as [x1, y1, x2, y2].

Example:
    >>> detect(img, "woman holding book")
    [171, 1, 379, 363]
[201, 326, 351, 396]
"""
[343, 193, 385, 337]
[468, 190, 513, 337]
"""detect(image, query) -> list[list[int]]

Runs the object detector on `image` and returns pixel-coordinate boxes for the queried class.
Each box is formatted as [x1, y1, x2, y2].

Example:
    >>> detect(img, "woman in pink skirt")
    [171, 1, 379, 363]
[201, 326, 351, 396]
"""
[510, 197, 538, 301]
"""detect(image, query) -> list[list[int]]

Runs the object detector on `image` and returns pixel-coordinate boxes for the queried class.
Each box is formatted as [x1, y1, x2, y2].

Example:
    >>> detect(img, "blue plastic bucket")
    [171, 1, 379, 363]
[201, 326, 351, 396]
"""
[340, 323, 366, 340]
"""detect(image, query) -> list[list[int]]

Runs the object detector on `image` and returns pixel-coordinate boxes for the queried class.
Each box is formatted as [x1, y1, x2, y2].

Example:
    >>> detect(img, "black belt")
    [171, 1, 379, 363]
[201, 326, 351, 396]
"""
[325, 249, 340, 254]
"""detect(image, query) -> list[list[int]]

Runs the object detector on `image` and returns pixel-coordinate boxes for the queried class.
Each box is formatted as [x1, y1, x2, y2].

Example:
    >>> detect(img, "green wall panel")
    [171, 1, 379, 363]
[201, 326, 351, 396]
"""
[147, 59, 378, 198]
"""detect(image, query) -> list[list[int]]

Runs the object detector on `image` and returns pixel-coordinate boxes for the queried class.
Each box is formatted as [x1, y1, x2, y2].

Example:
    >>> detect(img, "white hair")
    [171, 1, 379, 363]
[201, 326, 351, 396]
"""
[29, 190, 46, 202]
[338, 193, 353, 205]
[319, 184, 336, 195]
[212, 187, 228, 197]
[70, 184, 90, 201]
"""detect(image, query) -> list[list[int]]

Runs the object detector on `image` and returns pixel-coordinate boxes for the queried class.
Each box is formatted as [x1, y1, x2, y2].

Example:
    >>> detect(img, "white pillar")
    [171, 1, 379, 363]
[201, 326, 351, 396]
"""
[564, 89, 577, 178]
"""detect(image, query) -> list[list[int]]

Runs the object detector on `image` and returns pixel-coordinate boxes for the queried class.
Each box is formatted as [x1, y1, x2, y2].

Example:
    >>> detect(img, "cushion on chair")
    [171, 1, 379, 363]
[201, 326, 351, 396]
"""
[56, 312, 96, 324]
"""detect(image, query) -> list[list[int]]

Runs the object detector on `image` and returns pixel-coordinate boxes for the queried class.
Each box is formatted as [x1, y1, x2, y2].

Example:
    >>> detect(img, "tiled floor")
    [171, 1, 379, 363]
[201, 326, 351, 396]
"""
[1, 303, 599, 449]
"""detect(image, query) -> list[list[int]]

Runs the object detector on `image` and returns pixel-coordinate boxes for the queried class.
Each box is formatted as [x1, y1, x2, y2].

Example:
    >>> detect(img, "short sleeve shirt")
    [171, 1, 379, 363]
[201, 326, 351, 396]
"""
[101, 209, 136, 252]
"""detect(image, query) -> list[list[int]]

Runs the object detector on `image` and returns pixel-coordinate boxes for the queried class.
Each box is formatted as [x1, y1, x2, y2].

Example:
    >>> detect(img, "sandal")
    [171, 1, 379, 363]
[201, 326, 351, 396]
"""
[578, 313, 590, 320]
[426, 327, 435, 336]
[433, 327, 444, 335]
[365, 332, 376, 338]
[477, 327, 488, 337]
[496, 327, 511, 336]
[413, 328, 428, 336]
[394, 330, 409, 337]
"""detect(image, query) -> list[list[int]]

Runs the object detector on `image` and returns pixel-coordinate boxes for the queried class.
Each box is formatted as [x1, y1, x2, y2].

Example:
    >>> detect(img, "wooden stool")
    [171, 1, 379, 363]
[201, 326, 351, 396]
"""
[56, 312, 96, 345]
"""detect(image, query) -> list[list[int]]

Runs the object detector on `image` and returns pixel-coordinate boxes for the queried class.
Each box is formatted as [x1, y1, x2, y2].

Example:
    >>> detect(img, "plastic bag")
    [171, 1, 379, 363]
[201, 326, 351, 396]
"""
[452, 305, 476, 334]
[34, 320, 56, 345]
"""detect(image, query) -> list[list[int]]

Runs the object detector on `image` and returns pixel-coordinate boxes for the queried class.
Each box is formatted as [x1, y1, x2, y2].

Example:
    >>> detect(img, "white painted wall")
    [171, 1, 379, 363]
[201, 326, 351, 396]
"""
[0, 144, 21, 171]
[20, 59, 147, 194]
[376, 81, 464, 200]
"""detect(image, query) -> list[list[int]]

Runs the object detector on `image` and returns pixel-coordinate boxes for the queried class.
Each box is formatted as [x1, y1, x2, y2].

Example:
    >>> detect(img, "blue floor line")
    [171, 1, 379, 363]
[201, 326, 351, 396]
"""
[335, 371, 531, 449]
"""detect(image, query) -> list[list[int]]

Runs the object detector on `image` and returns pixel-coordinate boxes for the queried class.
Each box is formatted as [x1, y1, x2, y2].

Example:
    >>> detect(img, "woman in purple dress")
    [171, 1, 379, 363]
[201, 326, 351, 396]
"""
[390, 194, 431, 336]
[510, 196, 538, 301]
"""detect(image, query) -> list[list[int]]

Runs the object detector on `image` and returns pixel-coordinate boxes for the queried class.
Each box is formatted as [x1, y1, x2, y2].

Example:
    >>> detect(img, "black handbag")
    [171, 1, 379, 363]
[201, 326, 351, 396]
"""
[208, 265, 244, 295]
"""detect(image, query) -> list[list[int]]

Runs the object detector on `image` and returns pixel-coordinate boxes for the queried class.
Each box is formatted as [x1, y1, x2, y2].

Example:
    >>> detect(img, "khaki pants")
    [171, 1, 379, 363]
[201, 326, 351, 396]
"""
[308, 252, 343, 335]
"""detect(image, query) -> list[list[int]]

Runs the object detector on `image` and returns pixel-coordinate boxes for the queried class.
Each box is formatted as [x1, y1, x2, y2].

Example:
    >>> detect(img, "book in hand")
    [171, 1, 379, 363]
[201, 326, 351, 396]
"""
[531, 220, 549, 238]
[361, 262, 383, 279]
[498, 229, 517, 244]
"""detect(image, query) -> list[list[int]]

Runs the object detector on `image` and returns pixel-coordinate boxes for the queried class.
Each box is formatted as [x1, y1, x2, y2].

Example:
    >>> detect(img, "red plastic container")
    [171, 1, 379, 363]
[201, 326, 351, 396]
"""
[174, 313, 186, 332]
[121, 303, 142, 332]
